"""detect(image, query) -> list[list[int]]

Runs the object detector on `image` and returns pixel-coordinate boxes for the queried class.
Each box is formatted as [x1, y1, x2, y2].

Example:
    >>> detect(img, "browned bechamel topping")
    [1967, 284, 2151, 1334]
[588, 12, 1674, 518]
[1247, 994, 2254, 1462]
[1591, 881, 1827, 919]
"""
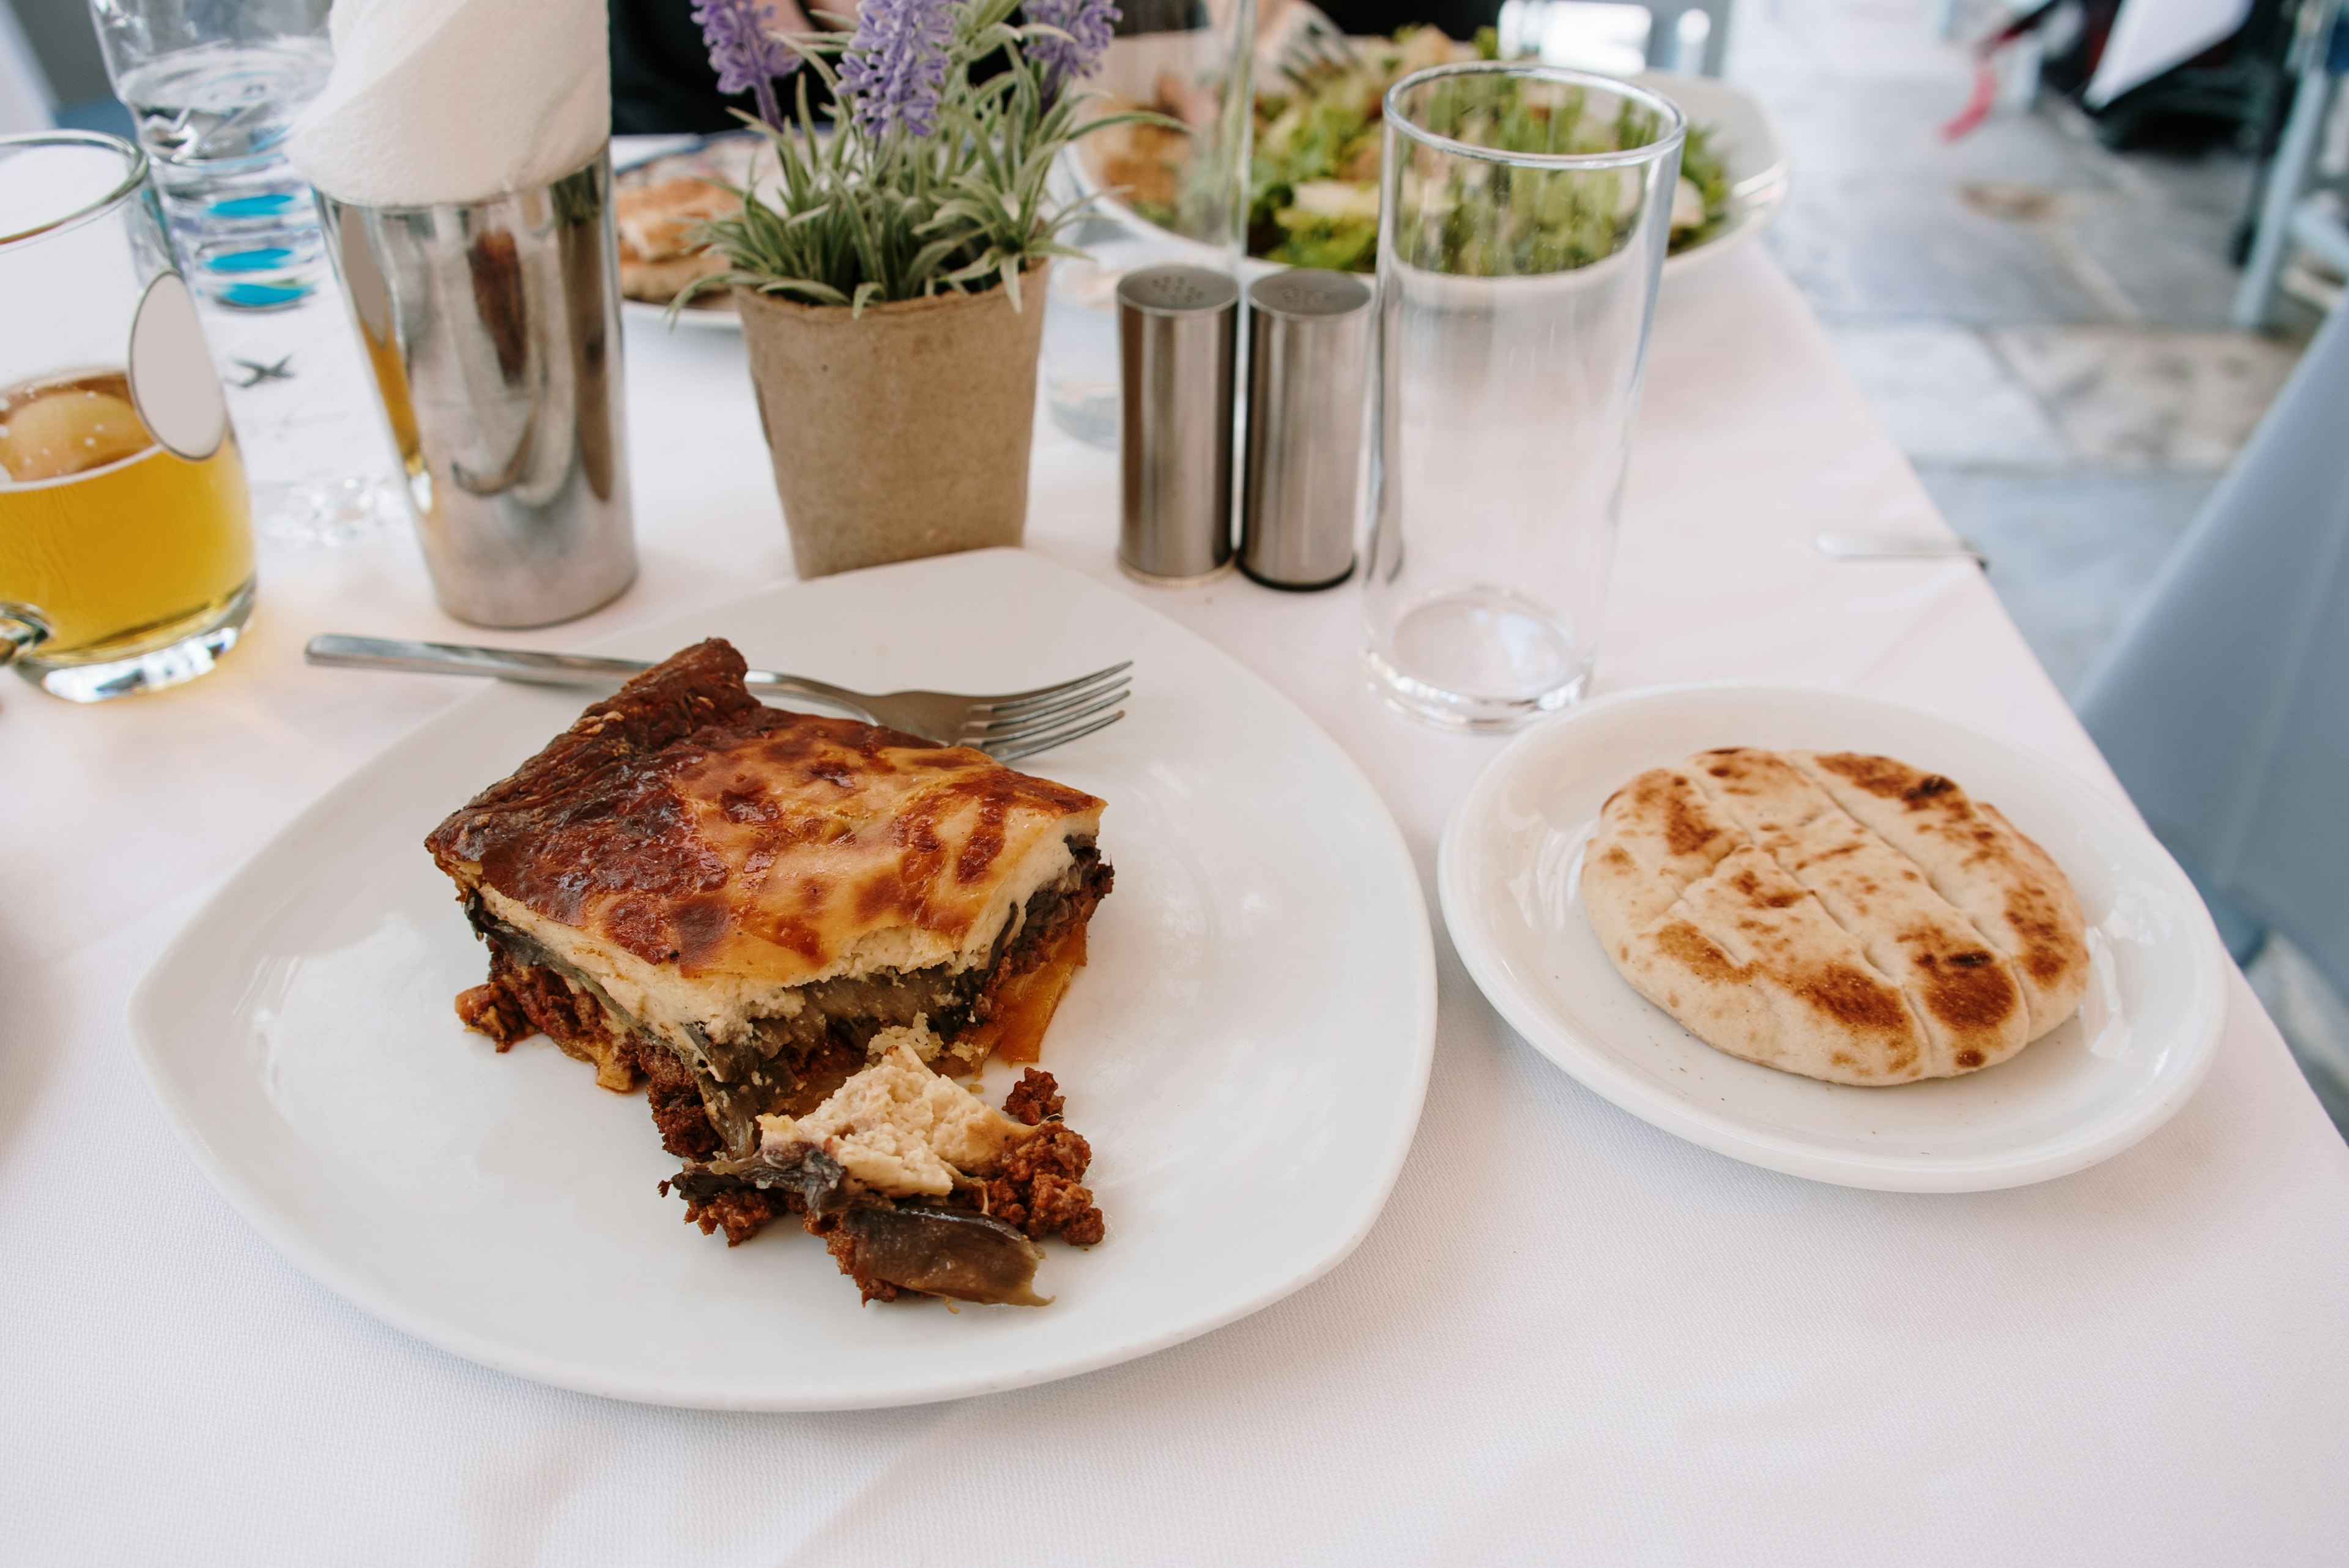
[426, 639, 1104, 984]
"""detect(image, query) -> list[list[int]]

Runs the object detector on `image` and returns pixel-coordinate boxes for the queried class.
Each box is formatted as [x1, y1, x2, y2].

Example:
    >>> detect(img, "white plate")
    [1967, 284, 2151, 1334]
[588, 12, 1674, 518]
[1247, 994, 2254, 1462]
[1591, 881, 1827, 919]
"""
[623, 296, 740, 333]
[1438, 683, 2227, 1192]
[132, 549, 1436, 1410]
[614, 133, 766, 335]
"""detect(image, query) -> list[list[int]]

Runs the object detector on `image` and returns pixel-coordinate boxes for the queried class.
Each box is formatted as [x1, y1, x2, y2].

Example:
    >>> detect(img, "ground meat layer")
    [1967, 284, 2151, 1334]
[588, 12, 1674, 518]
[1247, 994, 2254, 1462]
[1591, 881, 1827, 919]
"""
[456, 946, 635, 1092]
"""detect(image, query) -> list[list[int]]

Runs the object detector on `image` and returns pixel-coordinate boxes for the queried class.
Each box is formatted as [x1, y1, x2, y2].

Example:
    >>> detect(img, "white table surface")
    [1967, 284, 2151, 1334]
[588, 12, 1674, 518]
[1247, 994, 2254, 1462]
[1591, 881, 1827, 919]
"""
[7, 247, 2347, 1564]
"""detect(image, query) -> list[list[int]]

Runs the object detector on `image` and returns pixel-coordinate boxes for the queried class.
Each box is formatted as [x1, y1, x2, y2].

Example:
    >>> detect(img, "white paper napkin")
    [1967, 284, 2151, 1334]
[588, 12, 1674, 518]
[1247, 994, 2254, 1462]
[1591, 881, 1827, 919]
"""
[288, 0, 609, 208]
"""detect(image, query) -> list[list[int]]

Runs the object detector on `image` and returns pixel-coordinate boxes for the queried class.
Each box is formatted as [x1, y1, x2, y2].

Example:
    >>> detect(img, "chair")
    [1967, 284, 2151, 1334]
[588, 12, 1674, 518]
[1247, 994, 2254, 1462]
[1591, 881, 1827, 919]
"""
[1507, 0, 1734, 77]
[2074, 294, 2349, 997]
[2233, 0, 2347, 327]
[1644, 0, 1734, 75]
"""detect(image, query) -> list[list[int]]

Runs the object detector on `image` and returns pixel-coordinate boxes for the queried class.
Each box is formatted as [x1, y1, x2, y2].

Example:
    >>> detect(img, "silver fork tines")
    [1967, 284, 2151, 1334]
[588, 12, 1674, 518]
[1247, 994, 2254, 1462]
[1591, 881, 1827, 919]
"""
[962, 670, 1131, 735]
[301, 634, 1130, 761]
[989, 710, 1128, 764]
[957, 660, 1133, 712]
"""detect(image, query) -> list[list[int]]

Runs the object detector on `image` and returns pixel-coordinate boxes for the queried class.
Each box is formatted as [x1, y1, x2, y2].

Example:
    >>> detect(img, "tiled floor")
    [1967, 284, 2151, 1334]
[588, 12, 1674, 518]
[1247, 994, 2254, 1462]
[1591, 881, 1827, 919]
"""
[1731, 0, 2312, 687]
[1724, 0, 2349, 1121]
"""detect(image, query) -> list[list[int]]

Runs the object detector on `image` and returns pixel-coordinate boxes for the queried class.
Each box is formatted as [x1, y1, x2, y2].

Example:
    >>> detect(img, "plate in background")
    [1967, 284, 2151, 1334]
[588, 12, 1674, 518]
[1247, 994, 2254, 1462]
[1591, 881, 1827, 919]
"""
[1075, 65, 1790, 284]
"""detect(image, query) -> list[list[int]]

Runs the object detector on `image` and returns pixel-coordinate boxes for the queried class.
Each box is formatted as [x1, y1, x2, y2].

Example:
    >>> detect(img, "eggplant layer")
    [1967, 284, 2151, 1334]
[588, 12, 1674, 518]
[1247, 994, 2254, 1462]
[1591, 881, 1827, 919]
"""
[458, 842, 1111, 1160]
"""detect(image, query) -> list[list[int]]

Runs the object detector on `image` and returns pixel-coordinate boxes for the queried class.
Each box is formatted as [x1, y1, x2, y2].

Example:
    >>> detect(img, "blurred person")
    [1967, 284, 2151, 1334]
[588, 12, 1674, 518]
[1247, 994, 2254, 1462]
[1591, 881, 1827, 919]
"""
[609, 0, 1504, 132]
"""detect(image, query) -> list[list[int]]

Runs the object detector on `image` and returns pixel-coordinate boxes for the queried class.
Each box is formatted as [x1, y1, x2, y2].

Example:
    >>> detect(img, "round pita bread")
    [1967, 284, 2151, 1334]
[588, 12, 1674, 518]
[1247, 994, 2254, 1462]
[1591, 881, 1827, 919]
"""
[1581, 749, 2090, 1085]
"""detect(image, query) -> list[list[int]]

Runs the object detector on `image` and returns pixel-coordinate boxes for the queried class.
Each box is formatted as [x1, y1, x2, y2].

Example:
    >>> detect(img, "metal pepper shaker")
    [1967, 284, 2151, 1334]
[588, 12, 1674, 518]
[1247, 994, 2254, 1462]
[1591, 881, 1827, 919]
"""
[1116, 266, 1239, 584]
[1240, 269, 1372, 591]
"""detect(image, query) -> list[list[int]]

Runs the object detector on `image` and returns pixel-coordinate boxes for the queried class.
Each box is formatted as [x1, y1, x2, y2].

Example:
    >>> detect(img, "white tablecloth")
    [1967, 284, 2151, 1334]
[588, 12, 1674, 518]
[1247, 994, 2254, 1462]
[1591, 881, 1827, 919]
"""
[7, 248, 2347, 1564]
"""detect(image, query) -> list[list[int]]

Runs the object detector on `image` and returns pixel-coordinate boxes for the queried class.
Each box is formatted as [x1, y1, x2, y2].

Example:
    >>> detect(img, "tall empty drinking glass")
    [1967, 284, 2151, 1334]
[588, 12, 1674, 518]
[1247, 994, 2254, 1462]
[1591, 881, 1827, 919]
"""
[0, 132, 254, 702]
[1363, 64, 1682, 729]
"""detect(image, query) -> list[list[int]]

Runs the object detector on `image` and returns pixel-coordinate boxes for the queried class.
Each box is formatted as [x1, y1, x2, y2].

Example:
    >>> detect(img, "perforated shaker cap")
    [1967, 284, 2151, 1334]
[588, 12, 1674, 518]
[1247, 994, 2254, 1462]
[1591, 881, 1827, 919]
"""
[1116, 266, 1240, 316]
[1247, 269, 1371, 319]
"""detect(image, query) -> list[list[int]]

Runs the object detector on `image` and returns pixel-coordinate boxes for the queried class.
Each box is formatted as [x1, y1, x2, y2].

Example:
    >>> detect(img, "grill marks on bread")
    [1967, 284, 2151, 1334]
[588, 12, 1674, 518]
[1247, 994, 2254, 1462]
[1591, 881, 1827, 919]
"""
[1795, 752, 2089, 1033]
[1688, 749, 2027, 1068]
[1583, 749, 2088, 1085]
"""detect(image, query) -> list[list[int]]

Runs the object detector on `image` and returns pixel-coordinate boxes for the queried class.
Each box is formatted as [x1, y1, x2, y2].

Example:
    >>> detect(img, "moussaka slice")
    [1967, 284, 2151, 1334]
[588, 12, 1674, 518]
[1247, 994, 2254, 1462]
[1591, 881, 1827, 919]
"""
[428, 637, 1113, 1164]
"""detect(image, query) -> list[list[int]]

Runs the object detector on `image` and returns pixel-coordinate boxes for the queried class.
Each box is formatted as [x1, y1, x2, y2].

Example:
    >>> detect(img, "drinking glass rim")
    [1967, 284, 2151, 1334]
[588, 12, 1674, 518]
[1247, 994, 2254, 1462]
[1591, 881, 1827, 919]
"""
[0, 130, 150, 250]
[1382, 62, 1688, 170]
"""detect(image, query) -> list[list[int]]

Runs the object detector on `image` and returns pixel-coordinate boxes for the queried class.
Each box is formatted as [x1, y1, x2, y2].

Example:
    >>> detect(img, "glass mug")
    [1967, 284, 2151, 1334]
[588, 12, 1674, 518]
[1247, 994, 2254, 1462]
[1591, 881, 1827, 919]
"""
[1364, 64, 1683, 730]
[0, 132, 255, 702]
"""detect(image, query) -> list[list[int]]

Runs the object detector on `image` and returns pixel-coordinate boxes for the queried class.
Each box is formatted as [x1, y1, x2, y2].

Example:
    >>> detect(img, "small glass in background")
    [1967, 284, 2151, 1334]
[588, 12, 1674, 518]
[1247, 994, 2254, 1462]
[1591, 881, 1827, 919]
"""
[1046, 0, 1259, 448]
[88, 0, 403, 545]
[1044, 217, 1179, 447]
[0, 132, 256, 701]
[1362, 63, 1683, 730]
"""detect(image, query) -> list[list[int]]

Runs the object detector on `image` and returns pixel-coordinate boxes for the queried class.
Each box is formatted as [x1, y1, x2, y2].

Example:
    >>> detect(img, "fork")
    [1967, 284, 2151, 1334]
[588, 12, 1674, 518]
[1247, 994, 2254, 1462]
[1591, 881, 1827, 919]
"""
[1814, 531, 1991, 567]
[305, 635, 1130, 762]
[1274, 10, 1362, 88]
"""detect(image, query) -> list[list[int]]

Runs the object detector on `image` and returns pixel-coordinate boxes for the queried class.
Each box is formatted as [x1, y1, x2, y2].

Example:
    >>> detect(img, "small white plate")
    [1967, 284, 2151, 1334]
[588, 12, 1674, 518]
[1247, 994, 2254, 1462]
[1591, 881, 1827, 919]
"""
[1438, 683, 2227, 1192]
[622, 296, 740, 333]
[132, 549, 1436, 1410]
[614, 132, 765, 335]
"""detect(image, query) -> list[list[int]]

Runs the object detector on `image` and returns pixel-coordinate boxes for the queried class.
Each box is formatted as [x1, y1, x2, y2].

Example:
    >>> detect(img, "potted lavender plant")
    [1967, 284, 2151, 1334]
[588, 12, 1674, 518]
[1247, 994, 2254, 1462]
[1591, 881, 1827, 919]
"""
[689, 0, 1126, 578]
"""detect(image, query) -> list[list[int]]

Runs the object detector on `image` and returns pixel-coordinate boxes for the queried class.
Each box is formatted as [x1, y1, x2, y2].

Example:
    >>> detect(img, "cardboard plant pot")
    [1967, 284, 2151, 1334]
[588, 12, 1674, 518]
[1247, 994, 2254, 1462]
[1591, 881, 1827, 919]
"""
[735, 264, 1050, 579]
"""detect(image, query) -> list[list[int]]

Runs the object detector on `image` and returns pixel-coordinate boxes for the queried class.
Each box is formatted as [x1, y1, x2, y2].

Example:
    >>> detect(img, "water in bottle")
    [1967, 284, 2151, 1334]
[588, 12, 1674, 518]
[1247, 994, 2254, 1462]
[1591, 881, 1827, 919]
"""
[113, 38, 333, 309]
[106, 33, 400, 544]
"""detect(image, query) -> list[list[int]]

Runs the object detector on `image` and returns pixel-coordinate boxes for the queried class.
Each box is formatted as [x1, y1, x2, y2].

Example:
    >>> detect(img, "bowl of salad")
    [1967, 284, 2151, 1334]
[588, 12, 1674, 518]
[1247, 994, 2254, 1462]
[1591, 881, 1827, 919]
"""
[1072, 26, 1791, 283]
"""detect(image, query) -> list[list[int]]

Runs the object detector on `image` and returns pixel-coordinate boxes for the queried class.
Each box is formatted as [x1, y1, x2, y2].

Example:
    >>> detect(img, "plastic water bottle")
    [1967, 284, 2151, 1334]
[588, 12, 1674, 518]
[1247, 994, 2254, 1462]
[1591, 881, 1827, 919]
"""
[91, 1, 402, 545]
[111, 37, 333, 308]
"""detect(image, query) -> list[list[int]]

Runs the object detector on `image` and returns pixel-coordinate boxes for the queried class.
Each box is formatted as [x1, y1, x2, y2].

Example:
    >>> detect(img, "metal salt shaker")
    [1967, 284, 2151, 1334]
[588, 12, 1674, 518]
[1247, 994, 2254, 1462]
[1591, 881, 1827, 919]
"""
[1116, 266, 1238, 584]
[1241, 269, 1371, 591]
[317, 150, 637, 628]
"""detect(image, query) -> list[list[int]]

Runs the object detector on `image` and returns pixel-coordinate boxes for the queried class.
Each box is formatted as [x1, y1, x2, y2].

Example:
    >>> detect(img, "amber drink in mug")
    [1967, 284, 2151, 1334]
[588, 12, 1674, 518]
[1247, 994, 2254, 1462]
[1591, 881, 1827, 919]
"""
[0, 132, 254, 702]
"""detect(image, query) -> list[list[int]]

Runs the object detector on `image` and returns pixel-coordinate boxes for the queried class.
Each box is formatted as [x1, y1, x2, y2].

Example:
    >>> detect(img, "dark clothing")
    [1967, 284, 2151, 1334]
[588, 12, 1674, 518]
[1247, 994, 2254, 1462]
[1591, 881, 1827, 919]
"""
[607, 0, 1506, 133]
[610, 0, 760, 134]
[1286, 0, 1501, 43]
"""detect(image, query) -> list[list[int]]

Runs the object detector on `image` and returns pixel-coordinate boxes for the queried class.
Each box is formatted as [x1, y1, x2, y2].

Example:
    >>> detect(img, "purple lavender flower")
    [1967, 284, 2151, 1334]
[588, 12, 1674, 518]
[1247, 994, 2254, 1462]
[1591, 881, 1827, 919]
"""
[837, 0, 956, 139]
[694, 0, 800, 132]
[1022, 0, 1118, 95]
